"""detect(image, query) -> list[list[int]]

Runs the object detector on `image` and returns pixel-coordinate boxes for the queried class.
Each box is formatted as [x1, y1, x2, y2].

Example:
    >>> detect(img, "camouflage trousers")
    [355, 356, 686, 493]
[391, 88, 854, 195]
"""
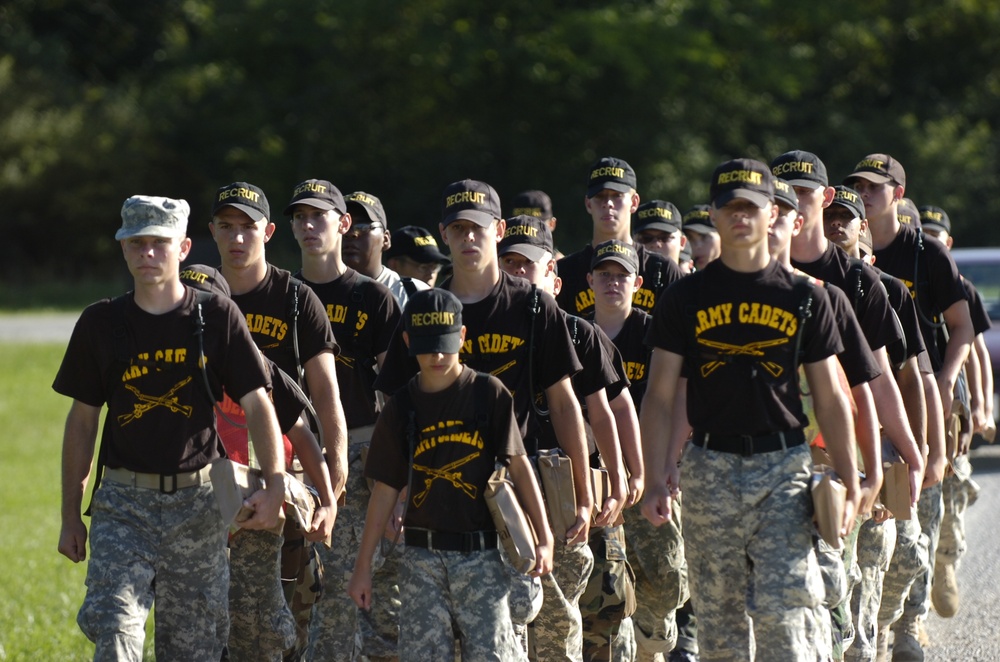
[282, 527, 324, 662]
[843, 517, 895, 662]
[531, 538, 595, 661]
[901, 482, 943, 623]
[682, 442, 830, 662]
[623, 501, 685, 659]
[580, 525, 636, 661]
[226, 528, 296, 661]
[78, 481, 228, 662]
[398, 545, 522, 661]
[815, 529, 852, 660]
[877, 515, 926, 629]
[938, 454, 977, 564]
[308, 442, 400, 661]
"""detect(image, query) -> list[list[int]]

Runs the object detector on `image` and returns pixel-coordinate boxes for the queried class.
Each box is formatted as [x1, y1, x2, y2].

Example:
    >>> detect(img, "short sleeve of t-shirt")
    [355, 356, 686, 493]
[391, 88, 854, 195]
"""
[825, 284, 882, 387]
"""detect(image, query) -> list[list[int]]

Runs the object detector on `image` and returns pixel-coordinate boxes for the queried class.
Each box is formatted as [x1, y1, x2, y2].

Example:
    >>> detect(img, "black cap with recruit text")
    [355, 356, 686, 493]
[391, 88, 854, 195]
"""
[441, 179, 502, 228]
[845, 153, 906, 188]
[634, 200, 682, 233]
[499, 215, 554, 262]
[829, 186, 865, 220]
[919, 205, 951, 234]
[773, 179, 799, 212]
[213, 182, 270, 223]
[683, 204, 716, 234]
[346, 191, 387, 227]
[586, 157, 637, 198]
[709, 158, 775, 209]
[384, 226, 450, 264]
[591, 239, 639, 274]
[897, 198, 920, 227]
[403, 289, 464, 356]
[179, 264, 231, 298]
[769, 150, 829, 190]
[283, 179, 347, 216]
[511, 190, 553, 221]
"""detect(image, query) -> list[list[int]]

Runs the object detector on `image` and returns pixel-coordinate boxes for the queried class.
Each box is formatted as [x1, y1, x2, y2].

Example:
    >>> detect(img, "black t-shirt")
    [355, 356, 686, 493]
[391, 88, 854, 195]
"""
[646, 260, 843, 436]
[792, 243, 903, 352]
[873, 225, 967, 371]
[53, 288, 270, 473]
[298, 268, 401, 428]
[823, 282, 882, 388]
[532, 314, 627, 453]
[875, 267, 930, 371]
[375, 273, 582, 440]
[365, 367, 524, 533]
[602, 308, 653, 414]
[556, 243, 682, 316]
[230, 264, 339, 379]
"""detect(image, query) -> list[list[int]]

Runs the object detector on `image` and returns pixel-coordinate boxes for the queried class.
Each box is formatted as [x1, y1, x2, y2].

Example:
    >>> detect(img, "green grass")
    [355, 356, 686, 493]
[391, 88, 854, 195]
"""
[0, 344, 157, 660]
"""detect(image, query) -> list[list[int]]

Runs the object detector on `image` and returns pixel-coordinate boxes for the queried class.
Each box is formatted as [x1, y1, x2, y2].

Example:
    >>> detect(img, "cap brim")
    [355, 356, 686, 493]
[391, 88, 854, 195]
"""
[921, 222, 949, 234]
[774, 198, 799, 213]
[712, 189, 772, 209]
[587, 181, 632, 198]
[683, 223, 717, 235]
[407, 331, 464, 356]
[828, 200, 864, 219]
[782, 178, 825, 190]
[216, 202, 267, 223]
[115, 225, 185, 241]
[443, 210, 496, 228]
[284, 199, 339, 216]
[634, 221, 680, 234]
[591, 255, 638, 275]
[845, 172, 893, 185]
[499, 243, 549, 262]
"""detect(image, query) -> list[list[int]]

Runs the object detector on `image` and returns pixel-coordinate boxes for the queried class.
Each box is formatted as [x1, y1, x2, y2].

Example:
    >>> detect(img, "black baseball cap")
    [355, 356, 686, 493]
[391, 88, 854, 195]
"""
[828, 186, 865, 220]
[345, 191, 387, 226]
[180, 264, 231, 298]
[213, 182, 270, 223]
[919, 205, 951, 234]
[897, 198, 920, 226]
[384, 226, 450, 264]
[586, 157, 637, 198]
[634, 200, 682, 233]
[709, 158, 775, 209]
[683, 204, 715, 234]
[773, 179, 799, 212]
[591, 239, 639, 274]
[403, 289, 464, 356]
[441, 179, 502, 228]
[845, 153, 906, 188]
[499, 215, 554, 262]
[284, 179, 347, 216]
[769, 150, 829, 190]
[511, 190, 553, 221]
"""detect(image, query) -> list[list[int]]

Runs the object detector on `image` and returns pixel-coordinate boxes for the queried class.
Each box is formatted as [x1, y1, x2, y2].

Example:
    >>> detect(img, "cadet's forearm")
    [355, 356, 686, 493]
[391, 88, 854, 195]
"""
[870, 353, 923, 471]
[851, 382, 882, 486]
[354, 482, 401, 572]
[609, 390, 643, 481]
[61, 401, 100, 520]
[585, 390, 625, 491]
[242, 388, 286, 480]
[547, 382, 594, 513]
[287, 421, 335, 507]
[305, 352, 348, 496]
[896, 358, 927, 454]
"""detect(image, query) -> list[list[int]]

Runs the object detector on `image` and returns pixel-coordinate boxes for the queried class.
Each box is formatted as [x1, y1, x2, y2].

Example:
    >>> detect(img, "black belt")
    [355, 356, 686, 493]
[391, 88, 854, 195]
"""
[692, 428, 805, 457]
[404, 528, 498, 553]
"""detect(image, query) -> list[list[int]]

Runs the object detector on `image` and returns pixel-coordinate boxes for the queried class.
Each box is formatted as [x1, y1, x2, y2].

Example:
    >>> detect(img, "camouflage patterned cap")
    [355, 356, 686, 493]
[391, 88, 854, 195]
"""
[116, 195, 189, 240]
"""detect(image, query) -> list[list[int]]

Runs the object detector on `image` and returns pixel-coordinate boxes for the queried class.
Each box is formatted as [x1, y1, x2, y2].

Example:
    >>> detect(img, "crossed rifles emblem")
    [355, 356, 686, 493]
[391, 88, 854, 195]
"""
[118, 376, 194, 426]
[696, 336, 790, 378]
[412, 451, 480, 507]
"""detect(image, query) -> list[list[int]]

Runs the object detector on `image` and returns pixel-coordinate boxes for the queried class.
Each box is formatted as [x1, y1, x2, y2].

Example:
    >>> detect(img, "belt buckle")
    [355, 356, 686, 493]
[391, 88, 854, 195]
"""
[462, 532, 479, 553]
[160, 473, 178, 494]
[424, 531, 435, 552]
[740, 435, 754, 457]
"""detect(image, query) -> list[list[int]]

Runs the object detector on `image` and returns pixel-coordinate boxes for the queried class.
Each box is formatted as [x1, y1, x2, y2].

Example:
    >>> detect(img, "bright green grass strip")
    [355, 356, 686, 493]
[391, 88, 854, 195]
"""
[0, 344, 154, 660]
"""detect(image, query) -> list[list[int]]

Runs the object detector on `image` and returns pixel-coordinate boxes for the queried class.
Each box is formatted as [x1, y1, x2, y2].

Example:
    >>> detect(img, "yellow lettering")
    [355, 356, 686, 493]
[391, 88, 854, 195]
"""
[717, 170, 763, 186]
[575, 289, 596, 313]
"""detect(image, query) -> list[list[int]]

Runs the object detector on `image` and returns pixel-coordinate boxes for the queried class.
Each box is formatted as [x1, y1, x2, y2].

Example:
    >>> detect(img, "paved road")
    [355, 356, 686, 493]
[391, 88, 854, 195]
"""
[3, 313, 997, 658]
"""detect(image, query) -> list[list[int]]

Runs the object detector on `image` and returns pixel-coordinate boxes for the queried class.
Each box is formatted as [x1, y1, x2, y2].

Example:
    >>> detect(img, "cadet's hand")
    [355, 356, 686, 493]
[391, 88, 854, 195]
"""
[908, 465, 923, 510]
[922, 452, 946, 489]
[872, 503, 892, 524]
[565, 509, 590, 545]
[305, 504, 335, 543]
[857, 474, 881, 518]
[624, 473, 645, 509]
[347, 565, 373, 610]
[840, 488, 860, 537]
[972, 404, 988, 435]
[530, 540, 554, 577]
[240, 480, 285, 531]
[982, 419, 997, 443]
[59, 517, 88, 563]
[640, 484, 673, 526]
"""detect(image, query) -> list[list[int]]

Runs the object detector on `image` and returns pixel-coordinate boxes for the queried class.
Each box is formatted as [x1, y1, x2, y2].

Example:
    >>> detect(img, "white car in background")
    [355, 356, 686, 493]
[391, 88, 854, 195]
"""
[951, 247, 1000, 427]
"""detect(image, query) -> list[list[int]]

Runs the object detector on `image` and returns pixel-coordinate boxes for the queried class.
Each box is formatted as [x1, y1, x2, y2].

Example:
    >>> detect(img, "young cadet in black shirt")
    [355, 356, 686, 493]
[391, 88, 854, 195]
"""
[681, 204, 721, 271]
[632, 200, 686, 265]
[556, 157, 682, 317]
[845, 154, 973, 659]
[641, 159, 861, 661]
[284, 179, 403, 662]
[375, 179, 595, 661]
[349, 288, 553, 661]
